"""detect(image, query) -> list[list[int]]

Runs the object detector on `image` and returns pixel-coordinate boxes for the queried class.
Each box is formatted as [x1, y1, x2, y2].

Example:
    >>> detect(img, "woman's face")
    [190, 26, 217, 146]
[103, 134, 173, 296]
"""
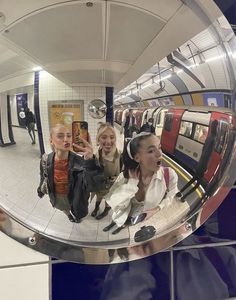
[50, 126, 72, 152]
[98, 128, 116, 154]
[134, 135, 162, 173]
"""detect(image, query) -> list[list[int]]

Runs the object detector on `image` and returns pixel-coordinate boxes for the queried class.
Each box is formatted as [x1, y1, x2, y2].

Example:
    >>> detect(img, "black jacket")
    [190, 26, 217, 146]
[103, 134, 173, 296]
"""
[37, 151, 104, 219]
[139, 123, 155, 134]
[25, 111, 35, 126]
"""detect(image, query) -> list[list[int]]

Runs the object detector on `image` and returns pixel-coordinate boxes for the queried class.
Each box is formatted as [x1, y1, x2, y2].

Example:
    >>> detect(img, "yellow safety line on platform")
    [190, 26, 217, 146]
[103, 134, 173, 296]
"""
[162, 156, 202, 197]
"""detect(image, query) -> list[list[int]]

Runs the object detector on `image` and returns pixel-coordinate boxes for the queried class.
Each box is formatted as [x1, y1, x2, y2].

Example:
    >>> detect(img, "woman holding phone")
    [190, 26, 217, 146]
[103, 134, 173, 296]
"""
[37, 123, 102, 223]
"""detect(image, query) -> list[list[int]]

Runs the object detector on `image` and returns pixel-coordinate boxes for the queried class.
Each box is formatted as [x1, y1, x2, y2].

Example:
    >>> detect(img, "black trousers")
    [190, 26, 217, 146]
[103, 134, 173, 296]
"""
[180, 173, 205, 200]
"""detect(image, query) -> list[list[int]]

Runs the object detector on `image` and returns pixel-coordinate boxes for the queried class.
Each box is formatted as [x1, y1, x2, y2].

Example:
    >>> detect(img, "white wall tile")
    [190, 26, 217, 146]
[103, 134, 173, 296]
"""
[39, 71, 106, 152]
[0, 232, 49, 267]
[0, 264, 49, 300]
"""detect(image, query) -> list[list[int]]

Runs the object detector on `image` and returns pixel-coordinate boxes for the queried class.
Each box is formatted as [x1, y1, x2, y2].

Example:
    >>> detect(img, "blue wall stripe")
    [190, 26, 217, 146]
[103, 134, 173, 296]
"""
[34, 71, 45, 155]
[106, 87, 113, 125]
[7, 95, 15, 144]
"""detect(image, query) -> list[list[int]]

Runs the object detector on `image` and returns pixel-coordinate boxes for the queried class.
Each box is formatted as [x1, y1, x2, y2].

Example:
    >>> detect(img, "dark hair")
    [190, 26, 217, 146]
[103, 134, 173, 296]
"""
[123, 132, 153, 178]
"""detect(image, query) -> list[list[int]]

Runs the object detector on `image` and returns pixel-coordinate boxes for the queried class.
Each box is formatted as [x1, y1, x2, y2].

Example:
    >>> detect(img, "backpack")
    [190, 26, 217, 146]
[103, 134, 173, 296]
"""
[163, 167, 170, 193]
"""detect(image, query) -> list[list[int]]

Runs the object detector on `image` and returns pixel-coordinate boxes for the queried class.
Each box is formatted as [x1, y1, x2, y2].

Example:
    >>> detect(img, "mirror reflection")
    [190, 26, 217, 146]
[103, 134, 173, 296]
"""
[0, 0, 236, 262]
[88, 99, 107, 119]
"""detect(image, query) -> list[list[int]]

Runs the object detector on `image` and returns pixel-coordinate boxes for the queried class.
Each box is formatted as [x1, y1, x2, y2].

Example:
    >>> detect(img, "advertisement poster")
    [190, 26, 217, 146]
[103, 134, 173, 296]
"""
[48, 101, 83, 130]
[16, 93, 28, 127]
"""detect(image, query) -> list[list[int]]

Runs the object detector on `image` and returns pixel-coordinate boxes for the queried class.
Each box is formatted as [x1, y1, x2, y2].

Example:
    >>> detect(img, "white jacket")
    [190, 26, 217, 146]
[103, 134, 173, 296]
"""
[105, 167, 179, 227]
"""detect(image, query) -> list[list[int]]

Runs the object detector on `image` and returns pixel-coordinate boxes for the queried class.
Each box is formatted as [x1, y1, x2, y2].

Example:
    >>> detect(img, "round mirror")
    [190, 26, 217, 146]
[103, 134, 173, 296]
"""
[88, 99, 107, 119]
[0, 0, 236, 264]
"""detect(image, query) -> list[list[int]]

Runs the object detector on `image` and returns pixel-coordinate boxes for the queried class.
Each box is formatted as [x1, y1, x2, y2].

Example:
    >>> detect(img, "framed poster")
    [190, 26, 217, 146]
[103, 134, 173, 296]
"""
[48, 100, 84, 130]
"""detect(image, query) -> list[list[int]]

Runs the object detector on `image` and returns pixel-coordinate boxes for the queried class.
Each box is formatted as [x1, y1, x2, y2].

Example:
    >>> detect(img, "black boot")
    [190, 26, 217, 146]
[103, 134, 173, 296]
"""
[103, 221, 116, 232]
[108, 249, 115, 263]
[91, 201, 100, 217]
[96, 207, 111, 220]
[112, 225, 126, 235]
[68, 212, 81, 223]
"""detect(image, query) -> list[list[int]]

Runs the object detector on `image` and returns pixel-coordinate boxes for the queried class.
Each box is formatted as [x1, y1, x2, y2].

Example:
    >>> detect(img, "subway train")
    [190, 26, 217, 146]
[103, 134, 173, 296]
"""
[114, 106, 168, 136]
[160, 106, 236, 185]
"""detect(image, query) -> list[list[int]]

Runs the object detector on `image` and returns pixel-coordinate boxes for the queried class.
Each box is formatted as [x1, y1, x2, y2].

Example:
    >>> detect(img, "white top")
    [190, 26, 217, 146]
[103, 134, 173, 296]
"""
[105, 167, 179, 227]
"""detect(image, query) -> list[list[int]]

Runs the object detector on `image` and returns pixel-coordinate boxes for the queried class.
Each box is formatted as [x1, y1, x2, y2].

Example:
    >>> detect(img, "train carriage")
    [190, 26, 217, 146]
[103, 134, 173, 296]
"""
[161, 106, 235, 184]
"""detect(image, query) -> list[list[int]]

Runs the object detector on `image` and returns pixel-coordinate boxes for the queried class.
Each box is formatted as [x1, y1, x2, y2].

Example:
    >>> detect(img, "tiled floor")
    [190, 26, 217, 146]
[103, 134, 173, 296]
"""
[0, 126, 192, 248]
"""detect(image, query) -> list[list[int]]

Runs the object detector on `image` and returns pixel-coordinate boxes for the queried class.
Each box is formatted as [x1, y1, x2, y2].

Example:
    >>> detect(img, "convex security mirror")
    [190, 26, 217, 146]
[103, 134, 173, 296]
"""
[0, 0, 236, 264]
[88, 99, 107, 119]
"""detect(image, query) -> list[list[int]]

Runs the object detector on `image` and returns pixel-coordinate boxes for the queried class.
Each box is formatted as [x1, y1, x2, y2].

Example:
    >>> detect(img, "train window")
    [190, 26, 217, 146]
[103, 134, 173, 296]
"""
[163, 112, 174, 131]
[194, 124, 209, 143]
[179, 121, 193, 138]
[214, 120, 228, 154]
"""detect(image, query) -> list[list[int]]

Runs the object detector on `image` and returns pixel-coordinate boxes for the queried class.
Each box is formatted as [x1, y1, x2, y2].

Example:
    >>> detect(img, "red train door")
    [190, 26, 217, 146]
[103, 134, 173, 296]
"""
[161, 108, 184, 155]
[204, 111, 230, 182]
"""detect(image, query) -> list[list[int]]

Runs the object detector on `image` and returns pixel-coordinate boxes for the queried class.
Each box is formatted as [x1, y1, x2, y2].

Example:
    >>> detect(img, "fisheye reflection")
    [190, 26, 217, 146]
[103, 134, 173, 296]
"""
[2, 103, 235, 251]
[0, 0, 236, 262]
[0, 103, 235, 260]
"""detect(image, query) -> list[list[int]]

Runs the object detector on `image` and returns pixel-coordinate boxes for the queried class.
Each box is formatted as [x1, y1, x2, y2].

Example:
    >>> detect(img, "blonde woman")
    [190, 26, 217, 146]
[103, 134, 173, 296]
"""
[91, 122, 123, 220]
[37, 124, 101, 223]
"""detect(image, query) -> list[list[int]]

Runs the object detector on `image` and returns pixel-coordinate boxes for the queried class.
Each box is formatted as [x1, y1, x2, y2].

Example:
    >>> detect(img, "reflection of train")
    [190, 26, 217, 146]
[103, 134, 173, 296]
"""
[160, 106, 236, 184]
[114, 106, 168, 136]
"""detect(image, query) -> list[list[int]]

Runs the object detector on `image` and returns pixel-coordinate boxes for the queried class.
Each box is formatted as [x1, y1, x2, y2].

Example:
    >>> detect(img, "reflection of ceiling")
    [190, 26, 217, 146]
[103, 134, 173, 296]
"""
[0, 1, 225, 99]
[116, 17, 236, 104]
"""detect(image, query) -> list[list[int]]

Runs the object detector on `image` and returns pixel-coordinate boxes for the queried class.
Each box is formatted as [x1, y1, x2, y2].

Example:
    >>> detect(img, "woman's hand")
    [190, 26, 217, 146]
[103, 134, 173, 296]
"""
[128, 166, 140, 180]
[144, 206, 161, 220]
[73, 137, 93, 160]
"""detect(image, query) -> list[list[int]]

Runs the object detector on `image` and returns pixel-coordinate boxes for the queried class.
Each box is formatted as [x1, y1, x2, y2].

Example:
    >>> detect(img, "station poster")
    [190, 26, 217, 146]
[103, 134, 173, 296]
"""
[16, 93, 28, 127]
[48, 100, 83, 130]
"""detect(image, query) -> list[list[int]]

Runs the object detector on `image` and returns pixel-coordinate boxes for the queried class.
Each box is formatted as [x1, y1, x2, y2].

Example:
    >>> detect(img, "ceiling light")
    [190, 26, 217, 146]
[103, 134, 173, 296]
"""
[205, 54, 226, 63]
[32, 66, 43, 71]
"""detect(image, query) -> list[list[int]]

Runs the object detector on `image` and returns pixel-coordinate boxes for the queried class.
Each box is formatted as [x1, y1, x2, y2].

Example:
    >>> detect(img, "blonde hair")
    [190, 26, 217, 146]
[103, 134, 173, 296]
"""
[50, 124, 71, 137]
[49, 124, 71, 151]
[96, 122, 116, 146]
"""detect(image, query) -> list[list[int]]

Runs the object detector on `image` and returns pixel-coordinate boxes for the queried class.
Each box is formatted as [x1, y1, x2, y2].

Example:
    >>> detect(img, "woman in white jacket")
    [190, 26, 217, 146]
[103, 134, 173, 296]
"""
[103, 132, 178, 234]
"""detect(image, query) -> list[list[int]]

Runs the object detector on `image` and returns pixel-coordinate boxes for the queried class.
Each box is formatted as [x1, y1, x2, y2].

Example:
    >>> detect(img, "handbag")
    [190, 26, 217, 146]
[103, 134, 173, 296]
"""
[134, 225, 156, 243]
[40, 153, 49, 194]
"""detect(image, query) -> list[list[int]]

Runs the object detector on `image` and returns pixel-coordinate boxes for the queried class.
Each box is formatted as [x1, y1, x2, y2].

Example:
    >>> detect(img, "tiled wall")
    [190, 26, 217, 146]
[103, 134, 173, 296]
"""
[39, 71, 106, 153]
[0, 232, 49, 300]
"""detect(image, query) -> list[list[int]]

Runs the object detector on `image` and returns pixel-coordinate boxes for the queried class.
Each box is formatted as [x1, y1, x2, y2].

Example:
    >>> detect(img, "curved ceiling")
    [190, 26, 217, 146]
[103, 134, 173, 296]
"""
[0, 0, 226, 98]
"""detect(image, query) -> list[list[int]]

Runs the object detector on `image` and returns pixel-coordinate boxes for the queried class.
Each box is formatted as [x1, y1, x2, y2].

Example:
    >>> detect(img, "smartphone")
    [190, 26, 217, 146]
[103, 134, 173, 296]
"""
[131, 213, 147, 225]
[72, 121, 88, 151]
